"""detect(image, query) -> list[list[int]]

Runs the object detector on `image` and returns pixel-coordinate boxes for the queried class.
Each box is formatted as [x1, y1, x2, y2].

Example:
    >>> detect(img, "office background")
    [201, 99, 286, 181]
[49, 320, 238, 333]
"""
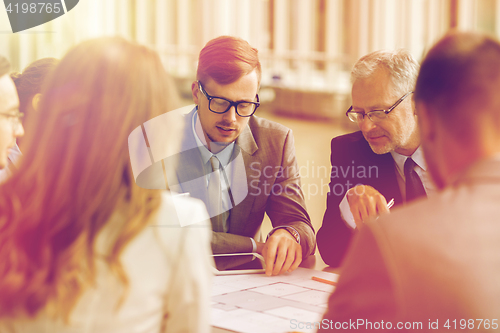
[1, 0, 498, 234]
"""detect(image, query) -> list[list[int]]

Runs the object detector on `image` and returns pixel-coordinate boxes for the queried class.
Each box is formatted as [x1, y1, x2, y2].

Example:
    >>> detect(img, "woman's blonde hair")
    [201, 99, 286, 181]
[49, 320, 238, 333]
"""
[0, 37, 179, 321]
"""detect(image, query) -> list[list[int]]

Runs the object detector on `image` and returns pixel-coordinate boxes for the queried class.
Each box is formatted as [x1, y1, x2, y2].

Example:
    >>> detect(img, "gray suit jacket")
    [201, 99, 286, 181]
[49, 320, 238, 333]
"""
[164, 107, 315, 256]
[322, 156, 500, 331]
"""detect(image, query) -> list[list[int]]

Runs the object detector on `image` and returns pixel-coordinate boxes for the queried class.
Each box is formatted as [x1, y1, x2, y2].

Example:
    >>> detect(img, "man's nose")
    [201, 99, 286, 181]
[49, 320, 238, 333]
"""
[223, 105, 237, 122]
[15, 122, 25, 138]
[358, 116, 377, 133]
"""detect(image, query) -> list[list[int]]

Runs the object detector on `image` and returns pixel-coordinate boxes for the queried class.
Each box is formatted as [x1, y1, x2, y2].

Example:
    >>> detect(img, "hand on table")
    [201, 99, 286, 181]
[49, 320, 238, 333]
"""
[256, 229, 302, 276]
[347, 185, 390, 229]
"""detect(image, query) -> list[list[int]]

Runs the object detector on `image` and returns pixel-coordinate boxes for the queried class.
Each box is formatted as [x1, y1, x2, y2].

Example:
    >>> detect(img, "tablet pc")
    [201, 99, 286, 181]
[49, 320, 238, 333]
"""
[211, 253, 266, 275]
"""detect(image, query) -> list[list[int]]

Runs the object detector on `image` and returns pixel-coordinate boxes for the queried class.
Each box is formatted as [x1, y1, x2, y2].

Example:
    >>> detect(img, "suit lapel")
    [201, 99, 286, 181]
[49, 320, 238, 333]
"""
[378, 152, 404, 206]
[227, 122, 260, 234]
[166, 109, 209, 203]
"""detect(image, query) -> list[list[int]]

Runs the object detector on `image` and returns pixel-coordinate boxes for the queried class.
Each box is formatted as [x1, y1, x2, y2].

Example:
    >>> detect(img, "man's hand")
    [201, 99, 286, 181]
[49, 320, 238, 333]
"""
[257, 229, 302, 276]
[347, 185, 390, 228]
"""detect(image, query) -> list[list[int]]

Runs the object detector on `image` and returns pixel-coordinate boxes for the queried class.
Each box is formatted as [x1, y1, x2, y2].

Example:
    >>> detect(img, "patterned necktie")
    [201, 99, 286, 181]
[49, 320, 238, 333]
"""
[208, 156, 229, 232]
[404, 158, 427, 202]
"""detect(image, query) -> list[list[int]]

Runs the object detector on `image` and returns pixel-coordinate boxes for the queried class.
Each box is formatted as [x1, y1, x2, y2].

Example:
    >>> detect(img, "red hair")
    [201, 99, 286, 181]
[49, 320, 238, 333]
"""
[197, 35, 261, 85]
[0, 37, 178, 321]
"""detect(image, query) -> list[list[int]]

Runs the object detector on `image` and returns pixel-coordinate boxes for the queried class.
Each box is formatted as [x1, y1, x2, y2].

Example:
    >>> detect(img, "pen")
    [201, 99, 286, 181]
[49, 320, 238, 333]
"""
[387, 198, 395, 209]
[312, 276, 337, 286]
[375, 198, 395, 221]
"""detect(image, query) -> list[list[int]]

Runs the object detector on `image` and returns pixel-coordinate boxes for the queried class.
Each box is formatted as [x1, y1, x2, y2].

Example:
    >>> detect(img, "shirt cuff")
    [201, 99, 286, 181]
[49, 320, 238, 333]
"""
[250, 237, 257, 253]
[339, 193, 357, 229]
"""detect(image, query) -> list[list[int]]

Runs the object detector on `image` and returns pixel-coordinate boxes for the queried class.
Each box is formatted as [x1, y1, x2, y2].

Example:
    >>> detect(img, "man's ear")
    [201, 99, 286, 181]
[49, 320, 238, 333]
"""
[32, 93, 42, 111]
[191, 81, 200, 105]
[416, 101, 436, 144]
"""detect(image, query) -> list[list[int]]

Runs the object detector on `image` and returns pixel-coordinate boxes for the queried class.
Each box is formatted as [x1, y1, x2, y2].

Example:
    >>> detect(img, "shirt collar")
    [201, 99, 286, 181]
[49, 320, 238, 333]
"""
[8, 143, 22, 165]
[391, 146, 427, 176]
[191, 109, 234, 167]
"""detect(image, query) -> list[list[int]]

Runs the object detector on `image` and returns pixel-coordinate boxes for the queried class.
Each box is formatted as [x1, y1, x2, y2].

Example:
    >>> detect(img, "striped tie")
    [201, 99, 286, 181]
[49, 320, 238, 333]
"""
[208, 156, 229, 232]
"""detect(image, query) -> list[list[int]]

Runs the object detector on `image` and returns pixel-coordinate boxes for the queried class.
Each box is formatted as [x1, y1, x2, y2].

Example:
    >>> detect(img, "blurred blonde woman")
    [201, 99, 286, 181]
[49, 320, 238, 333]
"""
[0, 37, 212, 332]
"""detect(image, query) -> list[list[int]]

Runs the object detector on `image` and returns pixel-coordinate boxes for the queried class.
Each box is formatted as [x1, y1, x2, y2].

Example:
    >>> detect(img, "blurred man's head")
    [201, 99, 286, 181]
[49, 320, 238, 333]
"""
[348, 50, 420, 156]
[415, 31, 500, 189]
[0, 56, 23, 169]
[192, 36, 261, 152]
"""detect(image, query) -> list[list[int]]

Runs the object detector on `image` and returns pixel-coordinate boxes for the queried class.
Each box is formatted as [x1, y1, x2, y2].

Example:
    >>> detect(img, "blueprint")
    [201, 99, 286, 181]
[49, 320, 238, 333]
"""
[211, 267, 339, 333]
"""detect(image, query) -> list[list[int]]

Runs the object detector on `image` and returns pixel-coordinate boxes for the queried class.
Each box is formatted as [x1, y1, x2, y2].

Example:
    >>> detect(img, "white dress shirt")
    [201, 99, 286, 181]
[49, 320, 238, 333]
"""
[191, 111, 260, 251]
[192, 111, 234, 189]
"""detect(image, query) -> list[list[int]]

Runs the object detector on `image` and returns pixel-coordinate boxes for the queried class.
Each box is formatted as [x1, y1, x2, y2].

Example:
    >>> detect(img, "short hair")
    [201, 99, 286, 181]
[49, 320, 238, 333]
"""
[351, 49, 420, 97]
[0, 56, 11, 77]
[11, 57, 59, 116]
[414, 31, 500, 140]
[196, 35, 261, 85]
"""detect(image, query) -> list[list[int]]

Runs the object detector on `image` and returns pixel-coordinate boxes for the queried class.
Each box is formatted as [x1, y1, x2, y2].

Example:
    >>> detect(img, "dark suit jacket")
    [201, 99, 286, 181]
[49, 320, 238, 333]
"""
[163, 107, 316, 256]
[321, 157, 500, 331]
[317, 131, 402, 267]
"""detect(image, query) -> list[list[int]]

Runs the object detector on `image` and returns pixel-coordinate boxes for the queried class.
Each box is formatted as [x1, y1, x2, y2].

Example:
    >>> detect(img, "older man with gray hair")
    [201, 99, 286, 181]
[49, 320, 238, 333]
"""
[318, 49, 434, 267]
[320, 30, 500, 331]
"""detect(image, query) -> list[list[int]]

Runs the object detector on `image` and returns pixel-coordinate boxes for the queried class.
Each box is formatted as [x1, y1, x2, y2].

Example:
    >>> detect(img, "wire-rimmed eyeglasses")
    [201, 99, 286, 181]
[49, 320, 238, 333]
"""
[346, 91, 413, 123]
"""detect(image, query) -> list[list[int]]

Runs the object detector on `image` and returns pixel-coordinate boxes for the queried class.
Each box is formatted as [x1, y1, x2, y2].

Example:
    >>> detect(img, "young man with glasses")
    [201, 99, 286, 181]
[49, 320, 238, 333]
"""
[165, 36, 315, 276]
[0, 56, 24, 183]
[317, 49, 434, 267]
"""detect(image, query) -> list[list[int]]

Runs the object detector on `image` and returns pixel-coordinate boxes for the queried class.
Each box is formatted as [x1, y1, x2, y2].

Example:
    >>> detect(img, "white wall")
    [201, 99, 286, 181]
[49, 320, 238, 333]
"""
[2, 0, 497, 92]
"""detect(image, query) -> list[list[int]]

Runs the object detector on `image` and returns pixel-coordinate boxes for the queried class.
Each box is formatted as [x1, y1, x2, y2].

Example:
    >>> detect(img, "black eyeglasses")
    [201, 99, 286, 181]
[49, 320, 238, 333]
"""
[346, 91, 413, 123]
[197, 81, 260, 117]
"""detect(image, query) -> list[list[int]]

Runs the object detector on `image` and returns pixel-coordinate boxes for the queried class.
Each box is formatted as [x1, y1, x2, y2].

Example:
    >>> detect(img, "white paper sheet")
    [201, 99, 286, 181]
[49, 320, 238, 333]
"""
[251, 282, 310, 297]
[282, 289, 331, 306]
[211, 267, 339, 333]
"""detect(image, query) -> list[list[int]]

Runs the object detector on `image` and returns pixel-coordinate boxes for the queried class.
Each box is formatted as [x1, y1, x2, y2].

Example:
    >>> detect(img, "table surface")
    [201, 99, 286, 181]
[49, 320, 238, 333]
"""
[211, 253, 339, 333]
[299, 253, 339, 273]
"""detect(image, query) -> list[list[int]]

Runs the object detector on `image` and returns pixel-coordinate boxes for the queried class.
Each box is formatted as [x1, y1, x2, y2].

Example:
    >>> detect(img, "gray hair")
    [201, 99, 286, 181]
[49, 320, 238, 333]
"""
[350, 49, 419, 97]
